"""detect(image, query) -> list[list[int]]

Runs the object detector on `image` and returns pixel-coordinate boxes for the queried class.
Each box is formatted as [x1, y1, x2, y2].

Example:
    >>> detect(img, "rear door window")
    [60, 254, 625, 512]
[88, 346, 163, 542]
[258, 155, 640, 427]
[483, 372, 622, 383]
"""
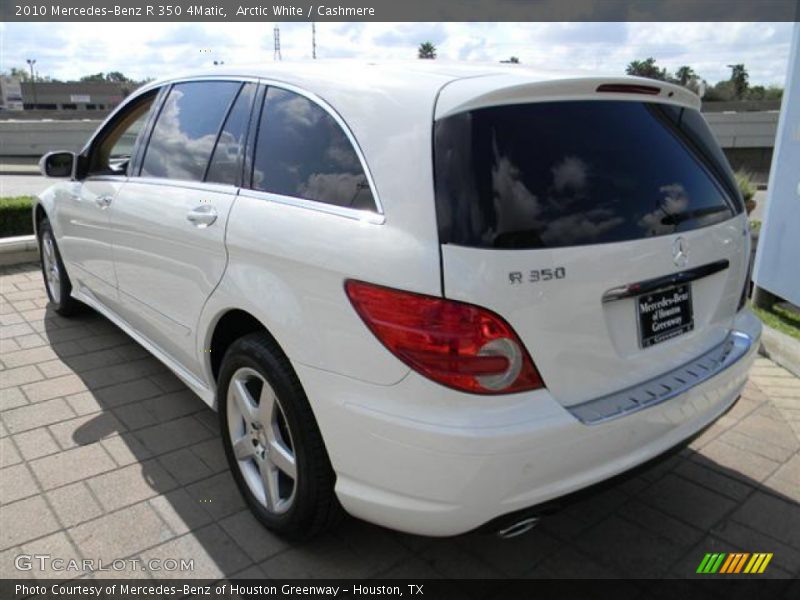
[141, 80, 241, 182]
[205, 83, 257, 186]
[434, 101, 740, 249]
[251, 87, 376, 211]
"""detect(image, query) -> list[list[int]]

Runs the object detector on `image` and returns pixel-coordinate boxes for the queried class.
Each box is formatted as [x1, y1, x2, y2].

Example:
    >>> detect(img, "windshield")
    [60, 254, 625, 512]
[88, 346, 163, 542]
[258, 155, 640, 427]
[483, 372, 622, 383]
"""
[433, 100, 741, 249]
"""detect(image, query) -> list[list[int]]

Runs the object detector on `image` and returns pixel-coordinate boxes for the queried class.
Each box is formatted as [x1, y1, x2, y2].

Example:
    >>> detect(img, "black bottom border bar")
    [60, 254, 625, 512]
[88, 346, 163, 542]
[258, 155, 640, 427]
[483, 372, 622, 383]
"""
[2, 579, 796, 600]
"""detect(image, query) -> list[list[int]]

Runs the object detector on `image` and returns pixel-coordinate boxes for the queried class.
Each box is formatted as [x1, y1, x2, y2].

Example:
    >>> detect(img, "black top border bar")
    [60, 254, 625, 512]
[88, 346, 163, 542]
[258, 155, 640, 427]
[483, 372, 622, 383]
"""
[2, 0, 800, 22]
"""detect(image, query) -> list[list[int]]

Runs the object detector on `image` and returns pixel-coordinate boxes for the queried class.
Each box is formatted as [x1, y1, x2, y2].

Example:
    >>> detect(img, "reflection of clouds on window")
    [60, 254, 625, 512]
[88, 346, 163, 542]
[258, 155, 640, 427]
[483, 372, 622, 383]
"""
[488, 133, 542, 239]
[299, 172, 370, 208]
[275, 93, 317, 129]
[251, 87, 375, 211]
[434, 101, 737, 249]
[325, 136, 361, 171]
[253, 167, 265, 189]
[552, 156, 588, 193]
[542, 208, 625, 245]
[486, 140, 623, 245]
[206, 132, 239, 183]
[141, 82, 239, 182]
[206, 84, 255, 186]
[638, 182, 690, 236]
[433, 113, 484, 243]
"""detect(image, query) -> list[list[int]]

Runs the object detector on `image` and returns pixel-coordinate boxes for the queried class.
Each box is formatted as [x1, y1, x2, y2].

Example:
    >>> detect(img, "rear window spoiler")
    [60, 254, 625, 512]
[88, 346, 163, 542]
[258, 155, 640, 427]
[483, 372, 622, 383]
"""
[435, 75, 701, 120]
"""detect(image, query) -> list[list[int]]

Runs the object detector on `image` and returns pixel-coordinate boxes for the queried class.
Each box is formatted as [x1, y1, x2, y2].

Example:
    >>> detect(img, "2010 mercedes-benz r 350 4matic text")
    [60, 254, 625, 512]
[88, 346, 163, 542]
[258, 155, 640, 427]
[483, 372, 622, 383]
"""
[35, 62, 761, 539]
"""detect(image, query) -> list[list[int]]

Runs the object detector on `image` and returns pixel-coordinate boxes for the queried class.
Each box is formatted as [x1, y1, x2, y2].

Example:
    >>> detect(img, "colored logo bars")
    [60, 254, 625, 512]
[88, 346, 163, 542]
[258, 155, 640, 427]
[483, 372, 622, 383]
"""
[696, 552, 773, 574]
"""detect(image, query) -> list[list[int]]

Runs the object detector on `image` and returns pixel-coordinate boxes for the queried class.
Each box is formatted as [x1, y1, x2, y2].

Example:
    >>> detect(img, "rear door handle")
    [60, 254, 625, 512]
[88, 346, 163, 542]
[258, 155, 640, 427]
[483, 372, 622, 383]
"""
[95, 195, 113, 209]
[186, 204, 218, 228]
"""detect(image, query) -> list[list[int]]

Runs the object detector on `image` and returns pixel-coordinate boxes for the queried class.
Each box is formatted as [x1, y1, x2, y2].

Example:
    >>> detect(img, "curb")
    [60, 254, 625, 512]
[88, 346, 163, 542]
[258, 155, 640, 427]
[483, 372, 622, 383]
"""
[0, 234, 38, 267]
[758, 323, 800, 378]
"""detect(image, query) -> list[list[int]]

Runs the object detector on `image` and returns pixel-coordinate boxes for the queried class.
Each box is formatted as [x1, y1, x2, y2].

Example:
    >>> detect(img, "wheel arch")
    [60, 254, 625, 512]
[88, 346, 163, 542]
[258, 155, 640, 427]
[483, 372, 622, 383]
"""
[33, 200, 48, 239]
[206, 308, 289, 385]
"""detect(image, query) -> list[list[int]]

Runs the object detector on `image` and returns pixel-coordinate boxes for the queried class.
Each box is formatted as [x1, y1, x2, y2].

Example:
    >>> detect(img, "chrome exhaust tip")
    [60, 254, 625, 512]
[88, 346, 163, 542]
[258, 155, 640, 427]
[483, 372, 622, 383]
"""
[496, 516, 540, 539]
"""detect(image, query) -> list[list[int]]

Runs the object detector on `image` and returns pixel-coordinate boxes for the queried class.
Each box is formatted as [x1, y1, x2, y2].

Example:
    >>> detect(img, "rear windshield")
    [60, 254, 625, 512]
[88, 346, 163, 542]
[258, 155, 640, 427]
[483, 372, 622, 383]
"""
[434, 101, 742, 249]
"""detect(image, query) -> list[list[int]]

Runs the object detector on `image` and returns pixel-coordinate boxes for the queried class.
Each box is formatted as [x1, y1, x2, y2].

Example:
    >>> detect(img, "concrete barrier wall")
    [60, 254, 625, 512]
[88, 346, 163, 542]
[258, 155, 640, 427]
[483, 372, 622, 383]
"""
[703, 111, 780, 148]
[0, 120, 100, 157]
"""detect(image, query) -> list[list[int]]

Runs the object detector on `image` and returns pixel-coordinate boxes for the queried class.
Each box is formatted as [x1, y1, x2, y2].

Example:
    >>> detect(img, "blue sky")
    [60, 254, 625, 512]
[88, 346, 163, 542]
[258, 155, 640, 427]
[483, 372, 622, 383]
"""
[0, 22, 793, 86]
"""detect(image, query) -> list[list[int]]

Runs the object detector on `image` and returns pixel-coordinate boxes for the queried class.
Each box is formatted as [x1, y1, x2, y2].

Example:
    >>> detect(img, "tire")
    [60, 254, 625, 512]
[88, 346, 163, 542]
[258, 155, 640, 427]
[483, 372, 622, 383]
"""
[218, 332, 343, 539]
[38, 218, 82, 317]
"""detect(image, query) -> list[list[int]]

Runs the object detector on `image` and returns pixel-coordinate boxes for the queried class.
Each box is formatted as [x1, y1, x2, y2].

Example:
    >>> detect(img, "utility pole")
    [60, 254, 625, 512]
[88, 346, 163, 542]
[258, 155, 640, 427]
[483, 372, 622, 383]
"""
[273, 26, 282, 61]
[26, 58, 37, 108]
[312, 22, 316, 59]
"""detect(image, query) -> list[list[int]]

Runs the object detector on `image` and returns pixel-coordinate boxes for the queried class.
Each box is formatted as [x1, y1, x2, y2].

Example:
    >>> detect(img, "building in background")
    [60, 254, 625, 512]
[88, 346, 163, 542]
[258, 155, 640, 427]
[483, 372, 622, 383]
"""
[0, 76, 24, 111]
[19, 81, 124, 110]
[754, 22, 800, 307]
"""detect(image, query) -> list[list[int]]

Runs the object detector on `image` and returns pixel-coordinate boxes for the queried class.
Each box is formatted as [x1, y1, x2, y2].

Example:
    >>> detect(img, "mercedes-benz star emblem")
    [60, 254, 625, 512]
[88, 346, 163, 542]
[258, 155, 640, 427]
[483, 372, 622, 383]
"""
[672, 236, 689, 267]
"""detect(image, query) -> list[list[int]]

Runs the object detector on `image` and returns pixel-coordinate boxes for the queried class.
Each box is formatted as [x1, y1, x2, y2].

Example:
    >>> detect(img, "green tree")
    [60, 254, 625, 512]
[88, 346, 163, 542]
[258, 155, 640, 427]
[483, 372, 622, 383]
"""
[704, 80, 735, 102]
[625, 57, 670, 81]
[1, 68, 58, 82]
[104, 71, 129, 83]
[728, 63, 749, 99]
[6, 67, 31, 81]
[418, 41, 437, 59]
[747, 85, 766, 100]
[764, 85, 783, 101]
[79, 72, 107, 83]
[675, 65, 697, 86]
[501, 56, 520, 64]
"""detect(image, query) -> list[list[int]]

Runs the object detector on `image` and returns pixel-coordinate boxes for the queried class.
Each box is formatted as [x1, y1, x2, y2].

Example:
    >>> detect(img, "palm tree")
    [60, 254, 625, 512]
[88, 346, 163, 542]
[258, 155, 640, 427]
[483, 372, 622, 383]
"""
[625, 57, 669, 81]
[675, 66, 697, 86]
[728, 64, 749, 99]
[418, 42, 437, 60]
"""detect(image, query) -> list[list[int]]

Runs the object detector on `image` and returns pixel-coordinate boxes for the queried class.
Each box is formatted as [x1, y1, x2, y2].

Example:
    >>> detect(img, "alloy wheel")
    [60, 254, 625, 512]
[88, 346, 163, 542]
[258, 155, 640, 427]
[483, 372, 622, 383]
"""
[42, 232, 61, 301]
[226, 367, 297, 514]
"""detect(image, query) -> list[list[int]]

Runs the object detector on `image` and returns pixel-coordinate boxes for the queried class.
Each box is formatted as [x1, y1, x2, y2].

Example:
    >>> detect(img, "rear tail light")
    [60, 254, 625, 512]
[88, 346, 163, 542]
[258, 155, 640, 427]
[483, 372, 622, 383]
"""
[344, 280, 544, 394]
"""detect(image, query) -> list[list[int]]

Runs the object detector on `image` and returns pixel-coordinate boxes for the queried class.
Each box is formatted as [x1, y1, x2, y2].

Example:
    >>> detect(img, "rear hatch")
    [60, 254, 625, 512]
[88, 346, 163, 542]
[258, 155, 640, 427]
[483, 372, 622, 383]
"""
[434, 77, 749, 407]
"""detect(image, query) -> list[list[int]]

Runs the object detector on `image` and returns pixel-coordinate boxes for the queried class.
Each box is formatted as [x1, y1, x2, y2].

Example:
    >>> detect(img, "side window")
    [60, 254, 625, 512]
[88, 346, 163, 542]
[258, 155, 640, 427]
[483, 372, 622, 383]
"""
[205, 83, 256, 186]
[141, 81, 241, 182]
[252, 87, 376, 211]
[86, 92, 156, 177]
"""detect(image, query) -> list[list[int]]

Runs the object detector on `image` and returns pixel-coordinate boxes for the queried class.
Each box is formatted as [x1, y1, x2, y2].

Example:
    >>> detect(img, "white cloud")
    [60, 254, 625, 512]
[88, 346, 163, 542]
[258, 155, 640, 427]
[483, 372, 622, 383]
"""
[0, 22, 792, 86]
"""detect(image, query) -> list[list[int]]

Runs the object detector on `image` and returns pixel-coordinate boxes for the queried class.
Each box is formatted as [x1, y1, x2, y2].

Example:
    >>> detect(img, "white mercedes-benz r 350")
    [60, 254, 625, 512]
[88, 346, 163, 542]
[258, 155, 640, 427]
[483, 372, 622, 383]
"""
[34, 62, 761, 539]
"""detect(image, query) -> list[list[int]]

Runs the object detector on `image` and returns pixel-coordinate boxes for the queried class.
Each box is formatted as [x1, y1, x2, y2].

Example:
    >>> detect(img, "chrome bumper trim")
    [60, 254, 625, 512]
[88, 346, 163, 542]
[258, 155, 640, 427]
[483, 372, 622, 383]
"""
[567, 331, 753, 425]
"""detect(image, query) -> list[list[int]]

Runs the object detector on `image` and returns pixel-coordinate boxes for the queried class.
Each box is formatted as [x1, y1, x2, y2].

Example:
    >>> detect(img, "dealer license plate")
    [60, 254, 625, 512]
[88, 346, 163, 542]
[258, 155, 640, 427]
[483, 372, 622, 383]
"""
[637, 284, 694, 348]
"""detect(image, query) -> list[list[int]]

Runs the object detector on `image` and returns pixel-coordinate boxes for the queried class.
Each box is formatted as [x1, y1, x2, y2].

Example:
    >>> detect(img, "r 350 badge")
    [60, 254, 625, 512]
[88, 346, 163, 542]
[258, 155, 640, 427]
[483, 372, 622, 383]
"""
[509, 267, 566, 284]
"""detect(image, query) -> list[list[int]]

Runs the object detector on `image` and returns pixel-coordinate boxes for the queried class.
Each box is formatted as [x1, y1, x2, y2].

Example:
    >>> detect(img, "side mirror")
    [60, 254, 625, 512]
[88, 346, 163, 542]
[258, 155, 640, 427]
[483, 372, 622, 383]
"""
[39, 151, 75, 178]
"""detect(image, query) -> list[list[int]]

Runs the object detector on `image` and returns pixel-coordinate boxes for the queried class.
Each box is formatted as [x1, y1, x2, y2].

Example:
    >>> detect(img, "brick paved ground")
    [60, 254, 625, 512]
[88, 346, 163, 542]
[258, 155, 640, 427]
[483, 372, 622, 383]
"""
[1, 262, 798, 583]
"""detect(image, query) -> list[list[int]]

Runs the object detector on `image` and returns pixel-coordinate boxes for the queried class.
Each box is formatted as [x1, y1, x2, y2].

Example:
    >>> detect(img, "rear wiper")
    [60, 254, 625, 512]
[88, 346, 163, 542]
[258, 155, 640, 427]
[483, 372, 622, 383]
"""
[659, 205, 730, 226]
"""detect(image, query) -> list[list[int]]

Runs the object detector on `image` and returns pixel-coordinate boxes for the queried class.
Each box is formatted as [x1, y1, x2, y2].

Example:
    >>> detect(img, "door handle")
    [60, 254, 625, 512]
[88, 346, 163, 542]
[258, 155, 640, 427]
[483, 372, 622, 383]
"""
[186, 204, 218, 228]
[95, 195, 113, 209]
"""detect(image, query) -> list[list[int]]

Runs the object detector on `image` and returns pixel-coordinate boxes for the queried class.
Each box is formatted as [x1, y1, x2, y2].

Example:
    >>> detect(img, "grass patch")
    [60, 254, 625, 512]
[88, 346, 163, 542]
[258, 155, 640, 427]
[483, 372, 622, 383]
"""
[752, 303, 800, 342]
[0, 196, 35, 238]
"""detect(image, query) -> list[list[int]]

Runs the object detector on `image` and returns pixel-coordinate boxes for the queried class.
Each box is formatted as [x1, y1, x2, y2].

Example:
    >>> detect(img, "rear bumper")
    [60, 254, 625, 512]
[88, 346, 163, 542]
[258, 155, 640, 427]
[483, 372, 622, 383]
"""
[297, 309, 761, 536]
